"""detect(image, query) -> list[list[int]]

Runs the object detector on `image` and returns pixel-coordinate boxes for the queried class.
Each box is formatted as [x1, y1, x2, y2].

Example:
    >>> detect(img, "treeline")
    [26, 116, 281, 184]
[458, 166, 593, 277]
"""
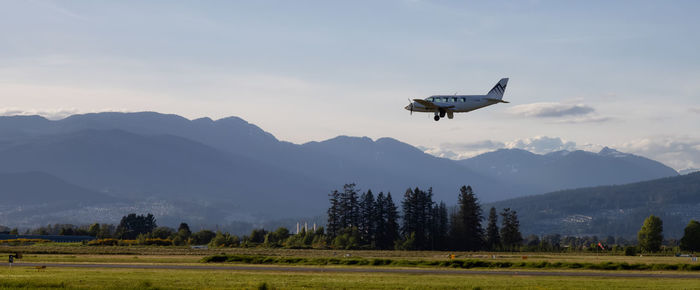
[6, 184, 700, 253]
[326, 184, 523, 251]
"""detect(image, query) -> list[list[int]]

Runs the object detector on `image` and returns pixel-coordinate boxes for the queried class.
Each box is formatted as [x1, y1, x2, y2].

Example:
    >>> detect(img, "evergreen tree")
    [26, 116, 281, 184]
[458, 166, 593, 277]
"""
[431, 201, 450, 250]
[374, 192, 388, 248]
[340, 183, 360, 229]
[359, 190, 376, 246]
[115, 213, 157, 239]
[327, 189, 342, 239]
[638, 215, 663, 252]
[178, 223, 191, 236]
[449, 207, 461, 249]
[401, 187, 434, 249]
[500, 208, 522, 251]
[485, 207, 501, 250]
[451, 186, 484, 251]
[401, 188, 417, 241]
[384, 193, 400, 249]
[375, 192, 399, 250]
[680, 220, 700, 252]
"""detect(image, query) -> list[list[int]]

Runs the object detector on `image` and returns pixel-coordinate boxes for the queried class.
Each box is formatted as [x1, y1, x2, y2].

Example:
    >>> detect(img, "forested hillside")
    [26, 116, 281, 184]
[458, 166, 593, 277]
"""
[487, 172, 700, 238]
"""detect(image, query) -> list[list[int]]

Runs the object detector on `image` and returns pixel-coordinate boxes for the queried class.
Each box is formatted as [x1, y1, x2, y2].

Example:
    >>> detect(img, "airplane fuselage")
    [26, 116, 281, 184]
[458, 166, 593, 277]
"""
[407, 95, 498, 113]
[404, 78, 509, 121]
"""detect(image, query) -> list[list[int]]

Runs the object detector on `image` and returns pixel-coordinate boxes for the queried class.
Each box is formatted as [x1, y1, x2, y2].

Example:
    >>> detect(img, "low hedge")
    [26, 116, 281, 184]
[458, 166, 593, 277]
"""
[201, 254, 700, 271]
[0, 238, 51, 245]
[87, 239, 172, 246]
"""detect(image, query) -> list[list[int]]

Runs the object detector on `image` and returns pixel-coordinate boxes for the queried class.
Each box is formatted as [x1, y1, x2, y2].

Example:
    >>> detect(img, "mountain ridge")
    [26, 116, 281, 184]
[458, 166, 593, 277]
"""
[0, 111, 682, 228]
[486, 172, 700, 238]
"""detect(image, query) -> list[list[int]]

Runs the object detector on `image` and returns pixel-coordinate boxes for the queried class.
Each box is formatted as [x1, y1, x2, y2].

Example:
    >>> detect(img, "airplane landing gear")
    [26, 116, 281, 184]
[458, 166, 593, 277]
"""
[434, 115, 440, 121]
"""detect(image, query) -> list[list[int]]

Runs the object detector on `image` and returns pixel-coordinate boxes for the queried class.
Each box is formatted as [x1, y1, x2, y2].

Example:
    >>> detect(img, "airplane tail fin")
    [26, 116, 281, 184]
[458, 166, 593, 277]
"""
[487, 78, 509, 99]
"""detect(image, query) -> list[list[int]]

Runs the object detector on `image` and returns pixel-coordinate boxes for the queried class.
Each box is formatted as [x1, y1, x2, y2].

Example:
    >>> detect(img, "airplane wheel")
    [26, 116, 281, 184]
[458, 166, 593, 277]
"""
[434, 115, 440, 121]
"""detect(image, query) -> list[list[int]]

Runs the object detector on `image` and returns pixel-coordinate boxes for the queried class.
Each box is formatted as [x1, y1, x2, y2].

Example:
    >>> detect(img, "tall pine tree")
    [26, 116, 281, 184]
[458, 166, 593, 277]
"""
[339, 183, 360, 229]
[430, 201, 450, 250]
[485, 207, 501, 250]
[500, 208, 523, 251]
[450, 186, 484, 251]
[384, 192, 400, 249]
[359, 190, 376, 246]
[327, 189, 342, 239]
[401, 187, 434, 250]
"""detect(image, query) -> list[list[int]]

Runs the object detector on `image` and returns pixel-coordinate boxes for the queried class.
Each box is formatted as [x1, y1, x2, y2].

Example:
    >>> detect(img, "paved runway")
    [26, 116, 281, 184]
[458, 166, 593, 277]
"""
[7, 262, 700, 279]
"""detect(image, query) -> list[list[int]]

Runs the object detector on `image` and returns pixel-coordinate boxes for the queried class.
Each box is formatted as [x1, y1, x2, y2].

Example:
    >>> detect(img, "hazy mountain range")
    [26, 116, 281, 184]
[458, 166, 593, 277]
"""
[0, 112, 679, 229]
[486, 172, 700, 239]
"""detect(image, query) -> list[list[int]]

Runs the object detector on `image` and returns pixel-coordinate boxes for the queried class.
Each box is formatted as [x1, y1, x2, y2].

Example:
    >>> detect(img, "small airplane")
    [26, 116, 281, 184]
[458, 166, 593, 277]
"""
[405, 78, 510, 121]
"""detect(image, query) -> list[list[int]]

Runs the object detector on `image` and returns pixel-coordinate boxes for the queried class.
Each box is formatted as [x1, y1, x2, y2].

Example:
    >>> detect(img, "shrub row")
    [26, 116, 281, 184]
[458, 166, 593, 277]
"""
[0, 238, 51, 245]
[87, 238, 173, 246]
[201, 254, 700, 271]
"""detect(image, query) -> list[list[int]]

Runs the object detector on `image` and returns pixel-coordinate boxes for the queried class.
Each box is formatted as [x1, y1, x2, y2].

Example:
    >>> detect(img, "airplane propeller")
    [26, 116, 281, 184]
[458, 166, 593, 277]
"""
[407, 98, 413, 115]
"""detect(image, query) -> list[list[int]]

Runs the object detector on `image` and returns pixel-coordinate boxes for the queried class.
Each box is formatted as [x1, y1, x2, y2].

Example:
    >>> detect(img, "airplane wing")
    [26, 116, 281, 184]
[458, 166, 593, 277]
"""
[413, 99, 455, 109]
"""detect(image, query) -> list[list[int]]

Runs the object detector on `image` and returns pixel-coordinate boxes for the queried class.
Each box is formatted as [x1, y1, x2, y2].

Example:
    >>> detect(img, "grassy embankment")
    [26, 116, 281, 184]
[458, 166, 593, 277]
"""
[201, 254, 700, 271]
[2, 244, 700, 289]
[2, 266, 700, 289]
[3, 243, 698, 266]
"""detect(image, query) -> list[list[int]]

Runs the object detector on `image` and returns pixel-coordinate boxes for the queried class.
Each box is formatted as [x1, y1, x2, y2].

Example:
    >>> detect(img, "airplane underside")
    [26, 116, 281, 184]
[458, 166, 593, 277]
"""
[411, 107, 483, 121]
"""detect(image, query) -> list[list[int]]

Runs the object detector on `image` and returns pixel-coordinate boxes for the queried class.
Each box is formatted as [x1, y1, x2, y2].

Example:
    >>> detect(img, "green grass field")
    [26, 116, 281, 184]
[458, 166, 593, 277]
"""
[2, 244, 700, 289]
[1, 266, 700, 289]
[3, 244, 697, 266]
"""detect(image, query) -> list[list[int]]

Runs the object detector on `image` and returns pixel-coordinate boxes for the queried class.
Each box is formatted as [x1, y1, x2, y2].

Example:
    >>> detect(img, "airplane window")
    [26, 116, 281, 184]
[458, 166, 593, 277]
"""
[460, 98, 466, 102]
[452, 98, 458, 102]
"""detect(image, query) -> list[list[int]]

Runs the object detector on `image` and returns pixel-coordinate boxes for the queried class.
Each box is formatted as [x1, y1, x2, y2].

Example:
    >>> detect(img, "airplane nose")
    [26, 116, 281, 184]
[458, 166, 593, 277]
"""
[404, 105, 410, 110]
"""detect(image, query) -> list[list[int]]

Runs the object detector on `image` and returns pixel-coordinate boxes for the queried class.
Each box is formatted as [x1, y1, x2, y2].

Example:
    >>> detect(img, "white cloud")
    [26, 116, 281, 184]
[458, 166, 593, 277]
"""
[424, 140, 506, 159]
[424, 135, 699, 171]
[507, 101, 613, 124]
[690, 107, 700, 114]
[424, 136, 579, 160]
[508, 102, 595, 118]
[504, 136, 577, 154]
[616, 137, 700, 171]
[0, 108, 80, 120]
[552, 115, 612, 124]
[0, 108, 132, 120]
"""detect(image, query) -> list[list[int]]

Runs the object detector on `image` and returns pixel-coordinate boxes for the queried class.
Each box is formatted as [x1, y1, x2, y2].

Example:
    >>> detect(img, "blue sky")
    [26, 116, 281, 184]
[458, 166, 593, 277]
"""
[1, 0, 699, 170]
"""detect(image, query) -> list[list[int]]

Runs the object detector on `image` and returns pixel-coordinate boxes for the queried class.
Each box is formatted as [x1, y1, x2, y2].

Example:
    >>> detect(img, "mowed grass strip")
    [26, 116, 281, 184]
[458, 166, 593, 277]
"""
[2, 266, 700, 289]
[202, 254, 700, 271]
[5, 244, 696, 265]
